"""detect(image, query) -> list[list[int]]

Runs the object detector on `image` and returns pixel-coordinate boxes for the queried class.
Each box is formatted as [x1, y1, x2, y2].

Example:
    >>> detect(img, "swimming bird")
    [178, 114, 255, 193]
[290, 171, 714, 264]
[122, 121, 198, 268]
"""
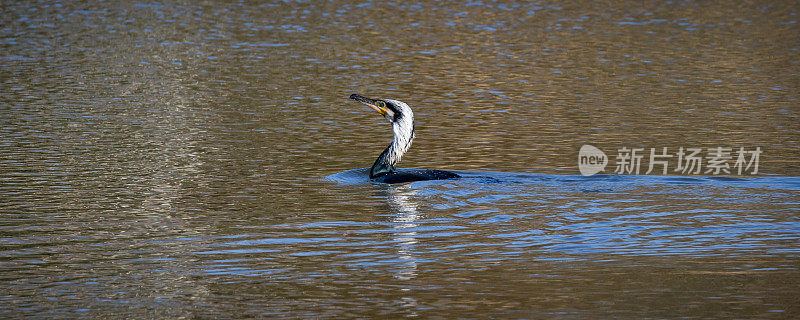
[349, 94, 460, 184]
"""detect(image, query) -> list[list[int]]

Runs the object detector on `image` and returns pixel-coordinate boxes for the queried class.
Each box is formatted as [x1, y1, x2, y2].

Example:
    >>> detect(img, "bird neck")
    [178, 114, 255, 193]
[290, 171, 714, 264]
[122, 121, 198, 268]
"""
[369, 120, 415, 178]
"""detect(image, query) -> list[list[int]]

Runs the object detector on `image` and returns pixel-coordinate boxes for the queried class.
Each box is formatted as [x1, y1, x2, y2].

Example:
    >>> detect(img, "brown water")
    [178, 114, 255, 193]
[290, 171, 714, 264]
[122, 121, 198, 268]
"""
[2, 1, 799, 318]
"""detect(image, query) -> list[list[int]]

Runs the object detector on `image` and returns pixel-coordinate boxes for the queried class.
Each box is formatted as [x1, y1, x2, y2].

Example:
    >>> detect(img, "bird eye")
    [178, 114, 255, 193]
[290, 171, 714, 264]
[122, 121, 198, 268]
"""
[377, 101, 386, 108]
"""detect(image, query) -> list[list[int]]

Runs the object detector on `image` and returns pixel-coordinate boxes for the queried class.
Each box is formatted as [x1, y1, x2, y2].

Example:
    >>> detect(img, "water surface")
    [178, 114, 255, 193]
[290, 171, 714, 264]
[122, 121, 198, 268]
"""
[1, 0, 799, 318]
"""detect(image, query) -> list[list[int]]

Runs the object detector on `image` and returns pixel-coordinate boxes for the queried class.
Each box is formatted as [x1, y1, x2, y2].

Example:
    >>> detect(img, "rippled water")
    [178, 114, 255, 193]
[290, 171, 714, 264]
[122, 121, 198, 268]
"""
[2, 1, 799, 318]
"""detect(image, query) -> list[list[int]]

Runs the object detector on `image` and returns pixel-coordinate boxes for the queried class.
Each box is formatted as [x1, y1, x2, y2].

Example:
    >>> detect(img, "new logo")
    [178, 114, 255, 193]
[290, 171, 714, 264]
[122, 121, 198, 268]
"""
[578, 144, 608, 176]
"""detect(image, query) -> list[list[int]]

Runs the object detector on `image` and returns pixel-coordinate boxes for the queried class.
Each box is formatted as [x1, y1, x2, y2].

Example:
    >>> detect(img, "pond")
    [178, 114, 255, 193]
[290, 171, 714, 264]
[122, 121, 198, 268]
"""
[1, 1, 799, 318]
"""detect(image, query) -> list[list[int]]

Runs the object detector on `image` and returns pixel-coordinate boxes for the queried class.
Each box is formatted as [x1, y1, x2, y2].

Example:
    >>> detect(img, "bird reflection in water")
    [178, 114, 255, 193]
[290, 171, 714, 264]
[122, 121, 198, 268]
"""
[384, 184, 422, 316]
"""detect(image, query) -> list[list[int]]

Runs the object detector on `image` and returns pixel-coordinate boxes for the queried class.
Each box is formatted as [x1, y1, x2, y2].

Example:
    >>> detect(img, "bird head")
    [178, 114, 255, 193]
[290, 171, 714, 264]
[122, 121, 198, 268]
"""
[349, 94, 413, 124]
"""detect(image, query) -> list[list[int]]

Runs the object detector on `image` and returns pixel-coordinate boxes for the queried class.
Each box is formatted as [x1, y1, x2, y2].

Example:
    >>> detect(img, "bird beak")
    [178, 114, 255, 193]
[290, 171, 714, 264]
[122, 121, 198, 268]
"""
[350, 94, 395, 118]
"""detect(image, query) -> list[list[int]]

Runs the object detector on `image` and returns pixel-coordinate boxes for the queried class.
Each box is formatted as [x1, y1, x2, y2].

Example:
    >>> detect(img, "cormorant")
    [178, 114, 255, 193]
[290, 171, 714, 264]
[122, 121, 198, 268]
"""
[350, 94, 460, 184]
